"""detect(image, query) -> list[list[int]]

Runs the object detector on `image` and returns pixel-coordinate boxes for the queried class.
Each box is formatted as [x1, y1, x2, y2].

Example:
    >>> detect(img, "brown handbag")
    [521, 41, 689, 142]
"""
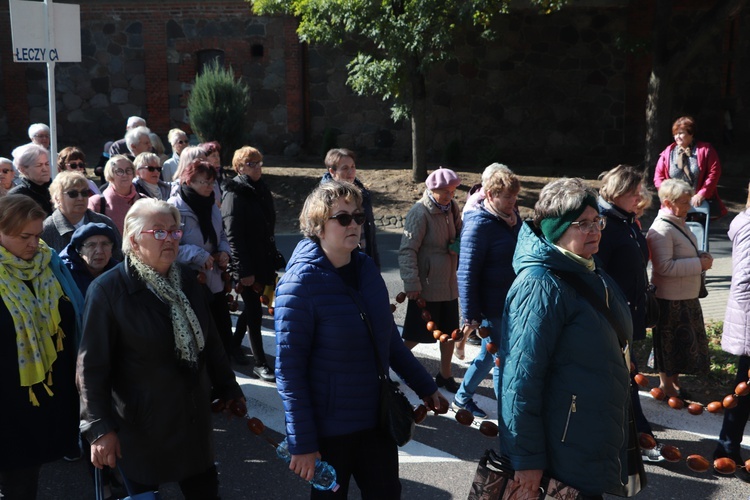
[468, 449, 583, 500]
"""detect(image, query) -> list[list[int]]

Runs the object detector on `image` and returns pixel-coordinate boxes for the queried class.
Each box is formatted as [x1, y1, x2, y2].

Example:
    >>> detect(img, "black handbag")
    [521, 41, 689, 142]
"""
[644, 283, 660, 329]
[344, 288, 415, 446]
[468, 449, 584, 500]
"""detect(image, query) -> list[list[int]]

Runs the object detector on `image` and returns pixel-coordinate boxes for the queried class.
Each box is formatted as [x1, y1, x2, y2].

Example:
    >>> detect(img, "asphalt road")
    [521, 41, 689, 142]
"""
[39, 228, 750, 499]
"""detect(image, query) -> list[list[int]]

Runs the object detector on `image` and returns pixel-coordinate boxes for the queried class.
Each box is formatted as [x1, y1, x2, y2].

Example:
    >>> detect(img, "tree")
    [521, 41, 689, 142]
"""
[187, 60, 252, 165]
[645, 0, 748, 166]
[250, 0, 563, 182]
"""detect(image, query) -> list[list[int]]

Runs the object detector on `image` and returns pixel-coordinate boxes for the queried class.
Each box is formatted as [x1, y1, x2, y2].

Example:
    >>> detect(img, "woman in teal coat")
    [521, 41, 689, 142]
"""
[499, 178, 632, 498]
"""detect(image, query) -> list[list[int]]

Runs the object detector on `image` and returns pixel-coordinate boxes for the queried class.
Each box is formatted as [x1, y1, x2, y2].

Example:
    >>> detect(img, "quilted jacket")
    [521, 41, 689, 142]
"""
[274, 238, 437, 455]
[722, 210, 750, 356]
[499, 221, 631, 496]
[457, 204, 519, 334]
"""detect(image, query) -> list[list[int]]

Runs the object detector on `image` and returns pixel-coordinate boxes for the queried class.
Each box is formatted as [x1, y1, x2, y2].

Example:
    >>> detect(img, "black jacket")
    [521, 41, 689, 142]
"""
[597, 198, 649, 340]
[76, 258, 242, 484]
[221, 174, 279, 285]
[8, 177, 53, 215]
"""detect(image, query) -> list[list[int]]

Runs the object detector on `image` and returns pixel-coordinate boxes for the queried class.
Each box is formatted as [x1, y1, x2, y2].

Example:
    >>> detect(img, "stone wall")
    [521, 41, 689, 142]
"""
[0, 1, 746, 171]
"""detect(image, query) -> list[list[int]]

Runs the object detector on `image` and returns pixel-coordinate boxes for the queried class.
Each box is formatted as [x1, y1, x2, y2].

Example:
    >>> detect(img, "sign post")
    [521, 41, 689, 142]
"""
[9, 0, 81, 176]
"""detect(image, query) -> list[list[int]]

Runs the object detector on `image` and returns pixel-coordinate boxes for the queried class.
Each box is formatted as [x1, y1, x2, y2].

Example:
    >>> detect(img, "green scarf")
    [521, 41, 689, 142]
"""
[0, 241, 65, 406]
[129, 256, 205, 370]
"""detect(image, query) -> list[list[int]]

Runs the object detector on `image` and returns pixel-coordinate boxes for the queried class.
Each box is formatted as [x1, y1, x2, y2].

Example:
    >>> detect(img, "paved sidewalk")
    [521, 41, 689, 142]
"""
[700, 255, 732, 323]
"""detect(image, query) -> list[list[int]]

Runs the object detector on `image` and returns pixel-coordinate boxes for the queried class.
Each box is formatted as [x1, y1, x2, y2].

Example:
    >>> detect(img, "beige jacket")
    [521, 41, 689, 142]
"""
[398, 191, 461, 302]
[646, 212, 703, 300]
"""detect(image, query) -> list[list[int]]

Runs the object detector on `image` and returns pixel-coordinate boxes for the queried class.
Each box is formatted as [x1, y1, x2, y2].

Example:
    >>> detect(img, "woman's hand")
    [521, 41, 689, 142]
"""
[406, 291, 420, 301]
[423, 390, 449, 414]
[90, 431, 121, 469]
[240, 275, 256, 287]
[700, 252, 713, 270]
[514, 469, 543, 496]
[203, 254, 215, 270]
[691, 194, 705, 207]
[290, 451, 321, 482]
[214, 252, 230, 270]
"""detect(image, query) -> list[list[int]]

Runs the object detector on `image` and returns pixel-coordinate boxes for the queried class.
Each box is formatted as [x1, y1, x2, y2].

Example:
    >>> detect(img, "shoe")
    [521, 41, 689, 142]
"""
[435, 373, 460, 393]
[232, 349, 250, 366]
[641, 443, 665, 463]
[253, 365, 276, 382]
[467, 332, 481, 346]
[452, 399, 487, 419]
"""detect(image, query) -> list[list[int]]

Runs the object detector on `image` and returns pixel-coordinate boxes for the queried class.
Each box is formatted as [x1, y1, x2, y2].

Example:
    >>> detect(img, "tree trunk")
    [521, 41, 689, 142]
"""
[410, 60, 428, 183]
[644, 0, 749, 167]
[644, 0, 674, 170]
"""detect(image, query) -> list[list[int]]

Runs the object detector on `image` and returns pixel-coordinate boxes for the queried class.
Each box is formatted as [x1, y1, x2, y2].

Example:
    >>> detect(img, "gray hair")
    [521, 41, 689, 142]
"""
[122, 198, 181, 256]
[125, 126, 151, 154]
[134, 152, 162, 169]
[27, 123, 50, 140]
[11, 143, 48, 173]
[0, 157, 13, 169]
[534, 177, 598, 225]
[657, 178, 693, 203]
[126, 116, 146, 129]
[482, 162, 509, 184]
[149, 133, 166, 156]
[104, 155, 134, 183]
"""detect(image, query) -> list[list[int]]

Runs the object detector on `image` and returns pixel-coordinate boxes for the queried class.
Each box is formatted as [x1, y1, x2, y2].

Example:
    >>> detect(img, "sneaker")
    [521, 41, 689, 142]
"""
[467, 331, 481, 346]
[253, 364, 276, 382]
[641, 443, 665, 463]
[435, 372, 460, 393]
[452, 399, 487, 419]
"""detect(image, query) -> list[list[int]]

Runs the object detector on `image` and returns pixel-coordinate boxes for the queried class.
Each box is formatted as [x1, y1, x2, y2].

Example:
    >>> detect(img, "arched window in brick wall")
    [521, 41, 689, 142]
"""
[197, 49, 225, 76]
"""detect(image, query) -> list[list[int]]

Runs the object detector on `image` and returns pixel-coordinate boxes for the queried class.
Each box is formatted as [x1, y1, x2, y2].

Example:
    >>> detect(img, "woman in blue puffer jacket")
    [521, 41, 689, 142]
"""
[275, 181, 447, 498]
[499, 178, 633, 498]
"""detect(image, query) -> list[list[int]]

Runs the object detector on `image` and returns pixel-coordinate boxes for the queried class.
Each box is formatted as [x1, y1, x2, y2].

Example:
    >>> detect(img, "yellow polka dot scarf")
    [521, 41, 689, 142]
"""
[0, 241, 66, 406]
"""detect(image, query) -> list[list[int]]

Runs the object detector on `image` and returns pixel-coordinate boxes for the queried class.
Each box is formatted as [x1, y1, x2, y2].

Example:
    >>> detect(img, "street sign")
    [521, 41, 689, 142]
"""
[10, 0, 81, 63]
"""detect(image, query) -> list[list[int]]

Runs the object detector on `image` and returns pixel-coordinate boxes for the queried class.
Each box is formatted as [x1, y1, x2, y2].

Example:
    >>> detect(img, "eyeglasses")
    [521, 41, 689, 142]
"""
[66, 162, 86, 170]
[569, 217, 606, 234]
[0, 168, 11, 174]
[141, 229, 183, 241]
[64, 189, 94, 199]
[81, 241, 114, 251]
[329, 213, 366, 227]
[114, 168, 135, 177]
[191, 179, 214, 186]
[33, 134, 50, 139]
[176, 140, 188, 145]
[139, 166, 162, 173]
[244, 161, 262, 168]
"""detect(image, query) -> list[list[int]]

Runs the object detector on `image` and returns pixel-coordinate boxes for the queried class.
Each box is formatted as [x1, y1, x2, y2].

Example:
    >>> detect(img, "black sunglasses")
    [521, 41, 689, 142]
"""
[65, 189, 94, 199]
[329, 213, 366, 227]
[140, 166, 162, 173]
[0, 168, 11, 174]
[66, 162, 86, 170]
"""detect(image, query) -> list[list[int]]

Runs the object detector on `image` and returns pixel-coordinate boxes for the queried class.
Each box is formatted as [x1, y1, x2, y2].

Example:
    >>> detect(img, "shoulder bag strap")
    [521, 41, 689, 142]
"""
[343, 286, 388, 381]
[661, 218, 701, 257]
[552, 269, 628, 350]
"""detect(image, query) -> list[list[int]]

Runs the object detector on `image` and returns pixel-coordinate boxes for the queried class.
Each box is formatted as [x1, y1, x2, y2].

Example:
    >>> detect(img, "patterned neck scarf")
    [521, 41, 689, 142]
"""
[128, 255, 205, 370]
[0, 241, 66, 406]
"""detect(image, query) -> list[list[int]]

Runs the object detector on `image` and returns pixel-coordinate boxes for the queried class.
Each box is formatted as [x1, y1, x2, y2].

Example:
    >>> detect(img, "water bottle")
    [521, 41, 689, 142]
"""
[276, 437, 340, 492]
